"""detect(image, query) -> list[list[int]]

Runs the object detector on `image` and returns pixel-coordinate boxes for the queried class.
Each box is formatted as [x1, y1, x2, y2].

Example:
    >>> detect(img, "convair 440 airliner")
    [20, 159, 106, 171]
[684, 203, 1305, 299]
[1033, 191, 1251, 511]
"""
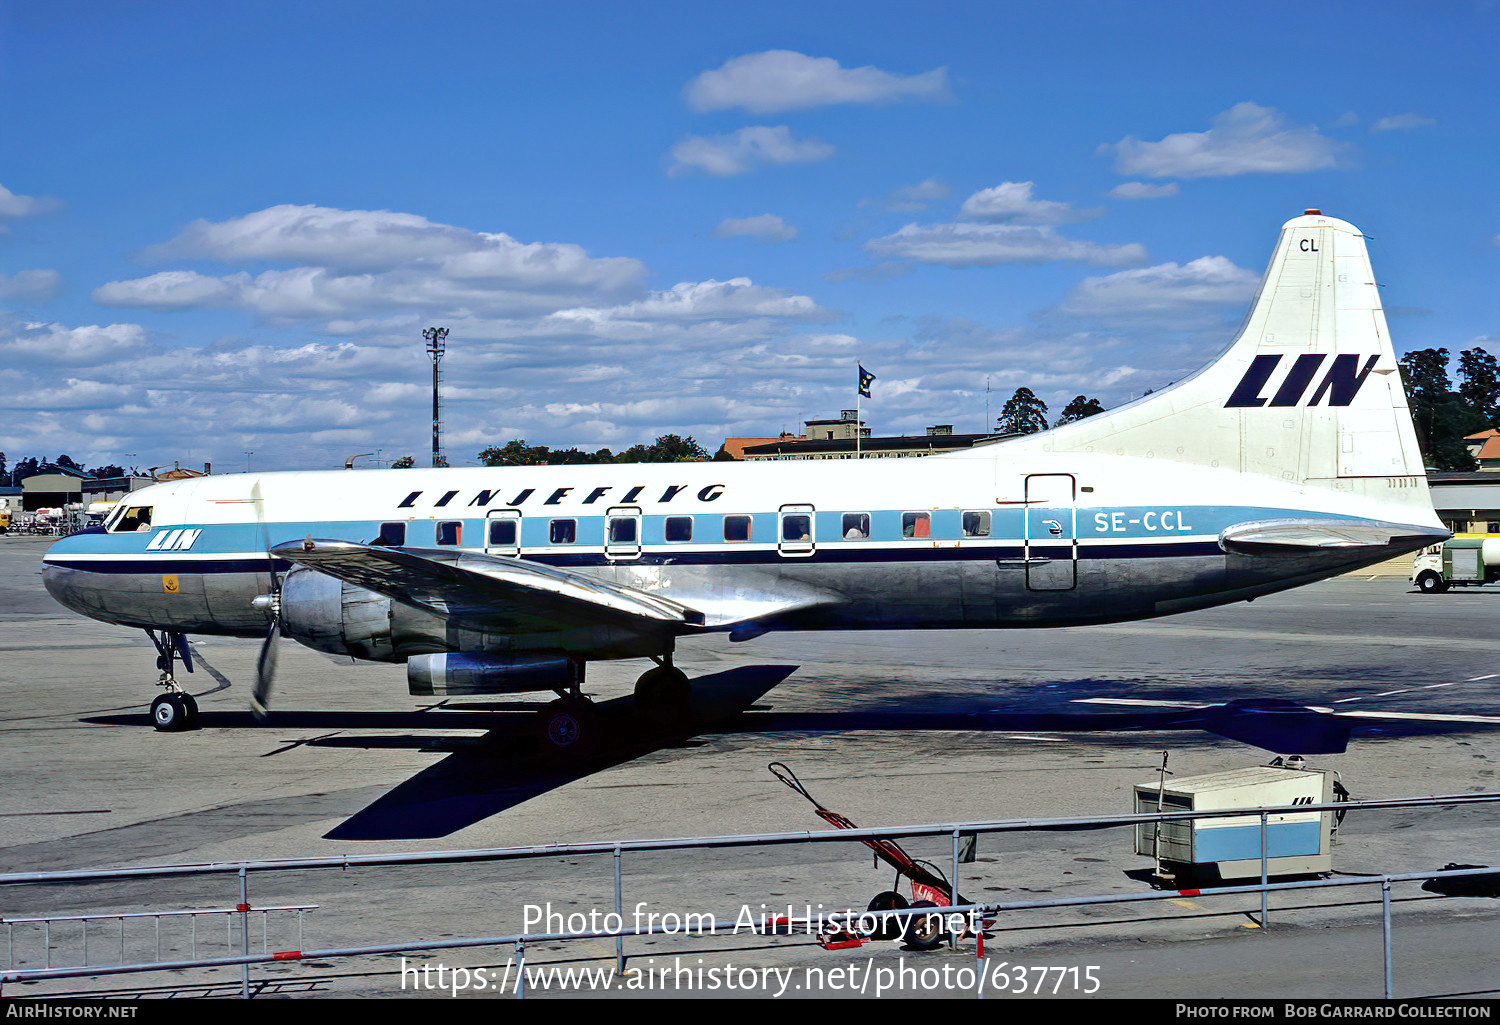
[43, 211, 1448, 756]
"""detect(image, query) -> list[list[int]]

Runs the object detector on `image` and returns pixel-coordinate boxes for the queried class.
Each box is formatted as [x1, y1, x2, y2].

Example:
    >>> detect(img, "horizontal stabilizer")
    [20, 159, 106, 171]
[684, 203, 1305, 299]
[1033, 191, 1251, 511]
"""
[1218, 518, 1448, 556]
[273, 539, 706, 636]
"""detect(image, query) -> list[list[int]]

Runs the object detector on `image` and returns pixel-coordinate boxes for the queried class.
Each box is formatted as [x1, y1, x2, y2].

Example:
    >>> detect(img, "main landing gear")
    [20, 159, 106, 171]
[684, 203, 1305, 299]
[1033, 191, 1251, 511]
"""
[532, 654, 695, 762]
[634, 656, 692, 732]
[146, 629, 198, 732]
[535, 658, 599, 762]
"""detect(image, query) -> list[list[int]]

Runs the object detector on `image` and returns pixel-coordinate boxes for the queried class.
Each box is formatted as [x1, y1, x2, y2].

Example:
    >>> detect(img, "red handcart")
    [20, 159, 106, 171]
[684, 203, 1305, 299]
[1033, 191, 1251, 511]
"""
[769, 762, 987, 950]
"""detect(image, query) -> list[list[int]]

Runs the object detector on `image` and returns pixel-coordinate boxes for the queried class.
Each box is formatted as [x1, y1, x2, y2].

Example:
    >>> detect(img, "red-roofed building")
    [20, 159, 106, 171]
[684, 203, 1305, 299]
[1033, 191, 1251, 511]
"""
[715, 432, 805, 461]
[1464, 429, 1500, 471]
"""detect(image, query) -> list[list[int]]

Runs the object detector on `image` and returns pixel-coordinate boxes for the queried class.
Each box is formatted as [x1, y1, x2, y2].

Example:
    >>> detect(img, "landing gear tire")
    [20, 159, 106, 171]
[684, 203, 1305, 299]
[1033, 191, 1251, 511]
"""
[151, 693, 197, 732]
[537, 697, 599, 762]
[901, 900, 946, 951]
[1417, 571, 1448, 594]
[866, 890, 910, 941]
[634, 666, 691, 732]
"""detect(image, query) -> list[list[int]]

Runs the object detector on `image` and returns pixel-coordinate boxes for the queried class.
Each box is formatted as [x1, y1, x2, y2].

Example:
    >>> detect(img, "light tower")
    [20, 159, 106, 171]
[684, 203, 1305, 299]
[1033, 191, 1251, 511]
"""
[423, 327, 449, 468]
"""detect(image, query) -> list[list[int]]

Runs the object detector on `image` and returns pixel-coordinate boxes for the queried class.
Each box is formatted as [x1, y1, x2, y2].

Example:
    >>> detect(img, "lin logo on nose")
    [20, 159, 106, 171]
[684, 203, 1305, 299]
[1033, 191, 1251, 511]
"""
[146, 528, 201, 552]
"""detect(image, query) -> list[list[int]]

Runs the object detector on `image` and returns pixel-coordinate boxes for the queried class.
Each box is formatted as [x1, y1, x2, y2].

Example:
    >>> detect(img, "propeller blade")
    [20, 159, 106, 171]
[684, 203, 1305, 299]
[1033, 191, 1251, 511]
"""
[249, 478, 282, 720]
[251, 617, 278, 720]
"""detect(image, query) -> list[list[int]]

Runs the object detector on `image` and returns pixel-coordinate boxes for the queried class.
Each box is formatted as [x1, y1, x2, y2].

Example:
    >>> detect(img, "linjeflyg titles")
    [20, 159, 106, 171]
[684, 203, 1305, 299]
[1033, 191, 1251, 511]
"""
[395, 482, 728, 511]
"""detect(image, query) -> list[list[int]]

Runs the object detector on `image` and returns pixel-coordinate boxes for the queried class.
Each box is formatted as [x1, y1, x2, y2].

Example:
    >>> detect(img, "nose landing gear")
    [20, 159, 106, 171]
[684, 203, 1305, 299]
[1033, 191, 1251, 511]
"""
[146, 629, 198, 732]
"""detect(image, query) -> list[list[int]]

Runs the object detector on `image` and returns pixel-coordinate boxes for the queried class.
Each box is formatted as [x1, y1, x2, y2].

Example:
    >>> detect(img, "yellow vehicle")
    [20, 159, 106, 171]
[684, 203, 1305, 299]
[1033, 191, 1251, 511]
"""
[0, 509, 10, 534]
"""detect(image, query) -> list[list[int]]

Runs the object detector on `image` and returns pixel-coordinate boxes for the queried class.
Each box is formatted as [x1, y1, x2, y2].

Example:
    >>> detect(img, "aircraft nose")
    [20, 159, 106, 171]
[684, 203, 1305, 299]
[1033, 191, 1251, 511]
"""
[41, 526, 108, 616]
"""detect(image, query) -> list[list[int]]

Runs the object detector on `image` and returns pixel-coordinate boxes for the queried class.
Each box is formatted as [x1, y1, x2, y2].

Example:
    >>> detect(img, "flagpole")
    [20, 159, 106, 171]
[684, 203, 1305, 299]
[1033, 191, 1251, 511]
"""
[856, 359, 862, 460]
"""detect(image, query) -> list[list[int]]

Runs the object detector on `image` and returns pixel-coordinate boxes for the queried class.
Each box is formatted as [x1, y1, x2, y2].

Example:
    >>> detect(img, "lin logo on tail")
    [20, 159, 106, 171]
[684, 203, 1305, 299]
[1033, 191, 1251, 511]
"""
[1225, 354, 1380, 408]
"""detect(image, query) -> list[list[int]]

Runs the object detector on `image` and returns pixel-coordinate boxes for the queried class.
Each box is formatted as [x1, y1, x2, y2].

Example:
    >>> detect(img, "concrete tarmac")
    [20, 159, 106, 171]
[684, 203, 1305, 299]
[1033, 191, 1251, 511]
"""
[1, 534, 1498, 1000]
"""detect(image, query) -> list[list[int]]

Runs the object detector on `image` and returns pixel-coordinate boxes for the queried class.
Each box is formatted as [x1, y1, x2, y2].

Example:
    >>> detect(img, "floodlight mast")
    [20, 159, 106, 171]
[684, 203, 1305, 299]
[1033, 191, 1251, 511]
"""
[423, 327, 449, 468]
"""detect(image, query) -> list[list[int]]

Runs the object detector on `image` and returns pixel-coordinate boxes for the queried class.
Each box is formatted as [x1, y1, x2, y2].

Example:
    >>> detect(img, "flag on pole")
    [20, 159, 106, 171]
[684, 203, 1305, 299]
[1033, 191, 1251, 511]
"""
[858, 364, 876, 398]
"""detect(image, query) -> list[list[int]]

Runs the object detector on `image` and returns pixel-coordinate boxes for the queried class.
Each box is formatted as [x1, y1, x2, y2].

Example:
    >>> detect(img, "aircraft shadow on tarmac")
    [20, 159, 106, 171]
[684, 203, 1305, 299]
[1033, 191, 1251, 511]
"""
[83, 666, 1499, 841]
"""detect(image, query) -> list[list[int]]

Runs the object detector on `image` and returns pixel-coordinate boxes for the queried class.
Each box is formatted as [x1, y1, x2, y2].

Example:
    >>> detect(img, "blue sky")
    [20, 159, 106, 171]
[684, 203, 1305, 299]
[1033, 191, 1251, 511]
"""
[2, 0, 1497, 471]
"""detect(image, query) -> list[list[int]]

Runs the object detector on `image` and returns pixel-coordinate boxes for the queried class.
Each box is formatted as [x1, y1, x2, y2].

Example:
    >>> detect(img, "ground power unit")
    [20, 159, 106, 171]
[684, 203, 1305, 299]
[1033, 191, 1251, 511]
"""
[1134, 764, 1337, 880]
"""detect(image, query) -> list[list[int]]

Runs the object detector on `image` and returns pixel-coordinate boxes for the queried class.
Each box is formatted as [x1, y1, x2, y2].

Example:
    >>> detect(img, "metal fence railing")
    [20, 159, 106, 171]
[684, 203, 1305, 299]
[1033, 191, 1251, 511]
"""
[2, 791, 1496, 999]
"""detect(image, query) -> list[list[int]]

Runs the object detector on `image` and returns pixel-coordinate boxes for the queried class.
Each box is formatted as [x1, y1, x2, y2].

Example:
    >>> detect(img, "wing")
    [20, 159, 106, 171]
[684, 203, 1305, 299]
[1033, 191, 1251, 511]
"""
[1218, 517, 1447, 556]
[273, 539, 706, 637]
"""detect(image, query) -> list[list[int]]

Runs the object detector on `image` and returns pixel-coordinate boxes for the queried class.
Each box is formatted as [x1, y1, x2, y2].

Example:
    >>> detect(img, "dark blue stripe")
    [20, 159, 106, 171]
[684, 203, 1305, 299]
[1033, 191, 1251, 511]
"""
[43, 542, 1225, 574]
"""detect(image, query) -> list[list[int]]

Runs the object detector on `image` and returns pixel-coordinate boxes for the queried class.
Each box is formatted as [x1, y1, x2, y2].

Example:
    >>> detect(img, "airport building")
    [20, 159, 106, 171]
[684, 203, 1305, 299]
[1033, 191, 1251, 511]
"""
[727, 409, 1010, 461]
[1428, 471, 1500, 534]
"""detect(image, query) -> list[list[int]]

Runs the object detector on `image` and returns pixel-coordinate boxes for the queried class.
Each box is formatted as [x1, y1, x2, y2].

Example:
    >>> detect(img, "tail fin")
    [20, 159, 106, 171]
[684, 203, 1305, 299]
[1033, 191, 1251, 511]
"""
[1039, 210, 1435, 520]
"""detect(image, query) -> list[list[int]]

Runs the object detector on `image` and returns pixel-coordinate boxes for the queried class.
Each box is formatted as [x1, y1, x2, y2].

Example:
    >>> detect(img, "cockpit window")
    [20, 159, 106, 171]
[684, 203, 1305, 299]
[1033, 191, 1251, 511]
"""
[113, 506, 153, 532]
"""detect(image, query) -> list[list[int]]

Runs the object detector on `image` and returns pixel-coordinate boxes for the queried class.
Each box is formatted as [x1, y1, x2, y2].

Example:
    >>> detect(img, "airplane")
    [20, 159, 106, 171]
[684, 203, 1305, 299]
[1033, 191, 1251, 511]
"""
[41, 210, 1449, 758]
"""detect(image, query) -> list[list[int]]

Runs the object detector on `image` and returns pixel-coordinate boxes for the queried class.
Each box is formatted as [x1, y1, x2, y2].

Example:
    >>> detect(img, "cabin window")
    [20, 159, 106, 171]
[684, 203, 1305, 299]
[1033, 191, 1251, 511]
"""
[488, 520, 517, 546]
[607, 517, 637, 543]
[781, 514, 812, 542]
[902, 512, 931, 539]
[376, 522, 406, 546]
[436, 521, 462, 546]
[550, 518, 576, 544]
[962, 511, 991, 537]
[1489, 521, 1499, 534]
[842, 513, 870, 539]
[114, 506, 153, 532]
[665, 516, 693, 542]
[724, 515, 751, 541]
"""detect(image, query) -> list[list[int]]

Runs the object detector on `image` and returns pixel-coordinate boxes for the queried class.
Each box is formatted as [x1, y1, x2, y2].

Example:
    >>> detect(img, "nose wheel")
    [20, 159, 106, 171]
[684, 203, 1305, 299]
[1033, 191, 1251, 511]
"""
[151, 692, 199, 732]
[146, 629, 199, 732]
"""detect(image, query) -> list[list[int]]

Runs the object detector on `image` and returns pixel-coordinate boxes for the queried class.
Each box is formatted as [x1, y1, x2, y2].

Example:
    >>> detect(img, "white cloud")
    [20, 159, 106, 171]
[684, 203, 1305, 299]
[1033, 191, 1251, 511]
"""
[683, 50, 950, 114]
[548, 278, 830, 325]
[959, 181, 1101, 224]
[0, 183, 61, 220]
[95, 204, 650, 320]
[1370, 113, 1436, 133]
[1109, 102, 1343, 178]
[0, 269, 63, 302]
[861, 179, 952, 212]
[668, 126, 834, 177]
[712, 214, 799, 242]
[1057, 256, 1259, 323]
[0, 322, 150, 366]
[142, 204, 480, 269]
[865, 223, 1148, 268]
[1108, 181, 1180, 200]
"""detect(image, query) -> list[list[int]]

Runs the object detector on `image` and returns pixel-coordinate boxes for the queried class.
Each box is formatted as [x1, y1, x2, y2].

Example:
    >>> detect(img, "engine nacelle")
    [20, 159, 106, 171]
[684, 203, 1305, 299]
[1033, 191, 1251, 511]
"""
[279, 565, 397, 661]
[407, 653, 579, 696]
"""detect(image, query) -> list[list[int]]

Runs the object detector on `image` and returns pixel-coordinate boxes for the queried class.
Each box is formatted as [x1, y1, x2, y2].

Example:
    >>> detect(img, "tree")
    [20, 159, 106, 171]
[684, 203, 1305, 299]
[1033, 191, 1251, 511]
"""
[390, 455, 416, 468]
[997, 387, 1049, 435]
[547, 447, 615, 465]
[616, 435, 709, 462]
[1458, 347, 1500, 426]
[0, 452, 7, 487]
[11, 457, 40, 483]
[89, 465, 127, 480]
[1399, 348, 1480, 470]
[1057, 395, 1106, 424]
[478, 440, 554, 466]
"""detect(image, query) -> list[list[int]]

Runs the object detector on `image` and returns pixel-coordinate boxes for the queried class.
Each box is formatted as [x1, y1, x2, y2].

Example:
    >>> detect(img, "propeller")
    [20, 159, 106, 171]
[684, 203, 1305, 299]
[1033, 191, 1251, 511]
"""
[249, 480, 281, 721]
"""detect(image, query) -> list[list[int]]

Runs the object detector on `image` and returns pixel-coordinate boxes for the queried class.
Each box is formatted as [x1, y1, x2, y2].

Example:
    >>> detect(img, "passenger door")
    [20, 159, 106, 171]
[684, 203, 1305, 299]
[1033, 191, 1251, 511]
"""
[1025, 474, 1076, 591]
[604, 505, 642, 561]
[484, 509, 522, 557]
[778, 504, 816, 557]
